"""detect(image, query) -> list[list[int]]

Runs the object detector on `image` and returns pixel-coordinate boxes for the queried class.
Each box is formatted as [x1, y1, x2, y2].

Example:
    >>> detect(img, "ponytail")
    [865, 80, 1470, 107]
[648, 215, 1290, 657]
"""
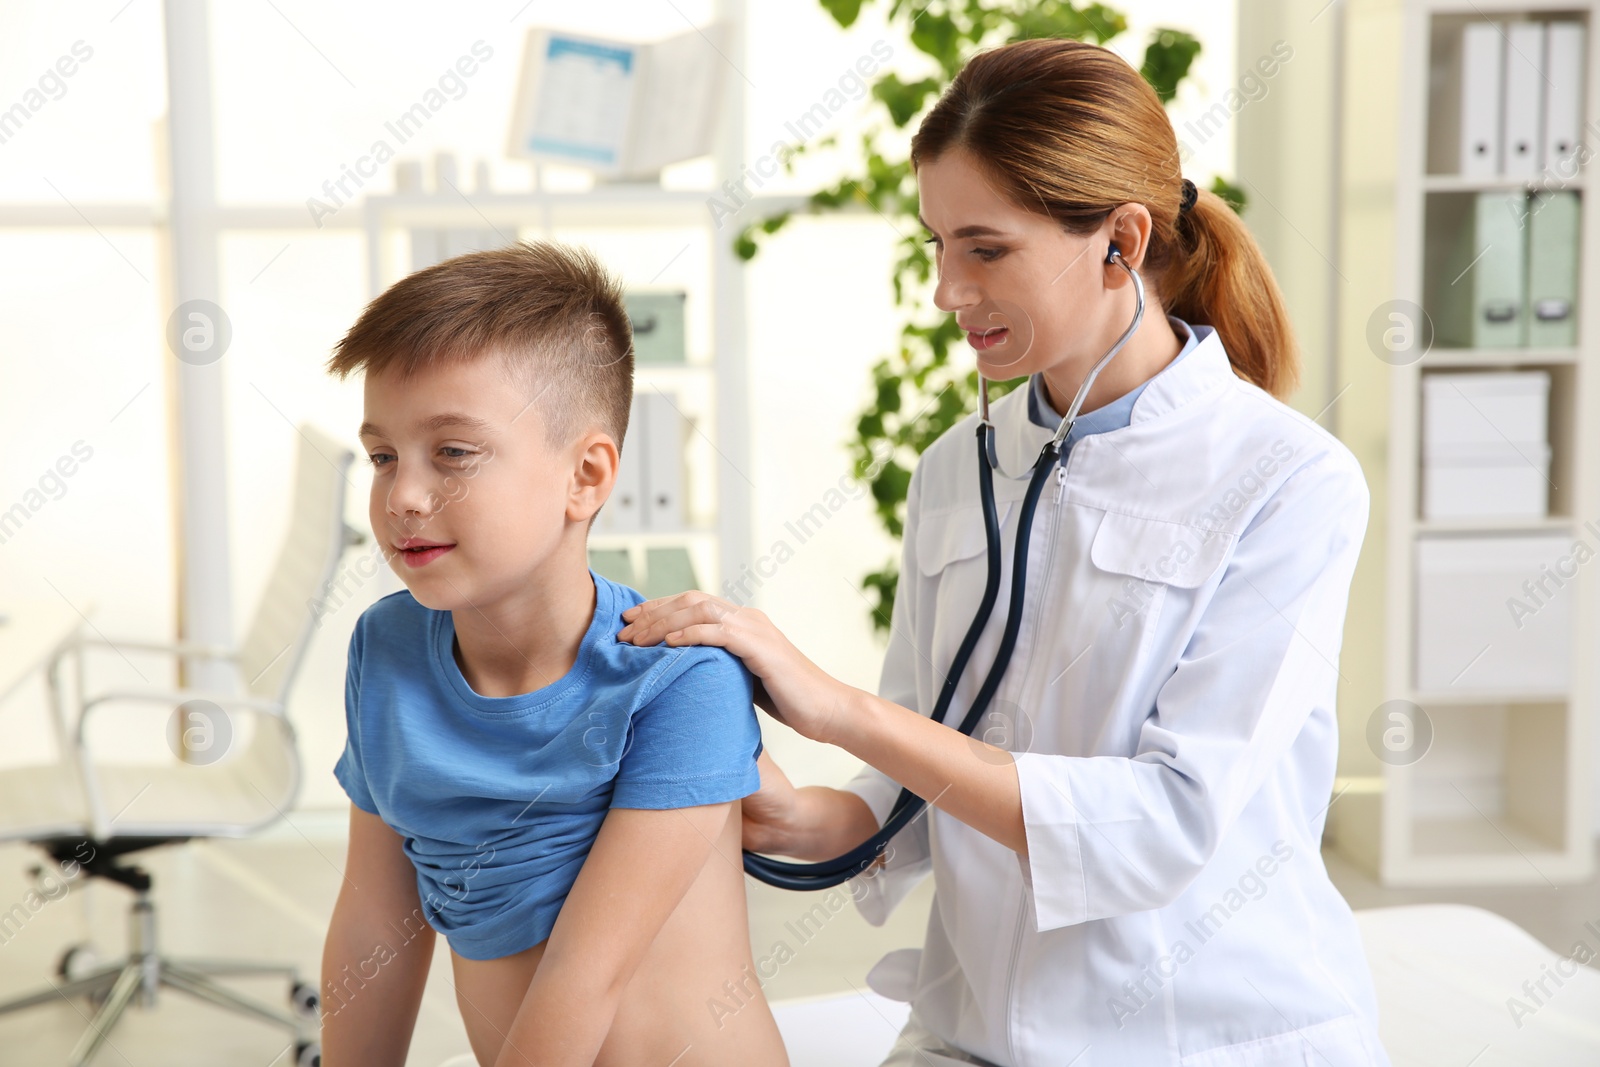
[1162, 187, 1299, 397]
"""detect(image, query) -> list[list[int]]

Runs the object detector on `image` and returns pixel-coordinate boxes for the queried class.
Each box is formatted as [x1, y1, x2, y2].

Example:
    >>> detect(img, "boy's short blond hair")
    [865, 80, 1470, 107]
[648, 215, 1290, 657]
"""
[327, 240, 634, 452]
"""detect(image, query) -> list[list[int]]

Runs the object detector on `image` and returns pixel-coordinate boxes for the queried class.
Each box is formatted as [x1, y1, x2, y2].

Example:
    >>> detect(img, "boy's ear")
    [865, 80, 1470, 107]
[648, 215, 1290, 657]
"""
[567, 431, 620, 524]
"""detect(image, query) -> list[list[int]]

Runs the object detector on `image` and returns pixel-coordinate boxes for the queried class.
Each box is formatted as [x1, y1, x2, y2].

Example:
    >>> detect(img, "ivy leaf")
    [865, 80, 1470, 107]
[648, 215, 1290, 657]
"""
[1009, 2, 1127, 46]
[820, 0, 866, 28]
[875, 374, 903, 413]
[734, 226, 760, 262]
[872, 74, 943, 128]
[908, 11, 962, 72]
[862, 567, 898, 633]
[1140, 28, 1201, 104]
[732, 210, 793, 261]
[1210, 175, 1246, 213]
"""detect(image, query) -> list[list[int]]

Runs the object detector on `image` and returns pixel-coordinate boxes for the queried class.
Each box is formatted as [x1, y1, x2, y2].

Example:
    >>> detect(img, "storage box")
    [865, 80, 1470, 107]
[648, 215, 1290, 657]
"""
[1423, 370, 1549, 447]
[1422, 441, 1551, 519]
[623, 291, 687, 365]
[1414, 534, 1573, 693]
[1422, 370, 1549, 449]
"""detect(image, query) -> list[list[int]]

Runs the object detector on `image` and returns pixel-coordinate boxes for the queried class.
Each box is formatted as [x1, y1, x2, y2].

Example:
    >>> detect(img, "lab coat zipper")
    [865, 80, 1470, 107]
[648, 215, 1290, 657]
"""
[1003, 457, 1070, 1066]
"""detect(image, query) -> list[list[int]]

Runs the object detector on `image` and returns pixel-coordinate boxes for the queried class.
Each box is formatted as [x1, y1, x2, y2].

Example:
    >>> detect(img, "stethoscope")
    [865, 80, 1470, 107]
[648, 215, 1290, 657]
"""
[744, 243, 1147, 890]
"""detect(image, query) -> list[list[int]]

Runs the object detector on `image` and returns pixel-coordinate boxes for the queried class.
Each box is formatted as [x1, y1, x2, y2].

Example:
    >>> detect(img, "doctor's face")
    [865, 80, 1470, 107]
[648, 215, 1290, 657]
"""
[918, 147, 1122, 382]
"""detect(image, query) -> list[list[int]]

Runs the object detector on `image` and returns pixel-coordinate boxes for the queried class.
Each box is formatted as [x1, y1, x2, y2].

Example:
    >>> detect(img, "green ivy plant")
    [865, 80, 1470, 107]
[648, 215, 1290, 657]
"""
[736, 0, 1245, 632]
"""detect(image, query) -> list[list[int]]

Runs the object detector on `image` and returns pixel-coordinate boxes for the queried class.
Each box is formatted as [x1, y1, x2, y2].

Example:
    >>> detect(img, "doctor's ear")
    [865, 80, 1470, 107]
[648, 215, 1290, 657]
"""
[1102, 204, 1154, 278]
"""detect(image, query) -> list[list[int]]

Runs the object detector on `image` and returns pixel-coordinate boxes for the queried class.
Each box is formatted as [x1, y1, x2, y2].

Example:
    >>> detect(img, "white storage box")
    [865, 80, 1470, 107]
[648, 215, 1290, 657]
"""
[1422, 371, 1550, 449]
[1422, 441, 1551, 519]
[1415, 534, 1572, 693]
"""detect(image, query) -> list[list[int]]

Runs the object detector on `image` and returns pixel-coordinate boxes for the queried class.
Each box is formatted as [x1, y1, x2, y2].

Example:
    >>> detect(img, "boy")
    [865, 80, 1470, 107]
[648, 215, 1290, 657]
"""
[318, 241, 788, 1066]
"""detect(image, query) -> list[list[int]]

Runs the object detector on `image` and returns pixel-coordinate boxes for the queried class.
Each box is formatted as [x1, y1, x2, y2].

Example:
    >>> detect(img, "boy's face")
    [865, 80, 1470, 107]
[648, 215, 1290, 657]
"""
[358, 355, 608, 612]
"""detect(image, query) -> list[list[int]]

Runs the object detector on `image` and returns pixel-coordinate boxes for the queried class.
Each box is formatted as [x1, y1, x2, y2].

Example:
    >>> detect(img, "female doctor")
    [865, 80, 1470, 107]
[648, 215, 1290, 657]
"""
[618, 37, 1389, 1067]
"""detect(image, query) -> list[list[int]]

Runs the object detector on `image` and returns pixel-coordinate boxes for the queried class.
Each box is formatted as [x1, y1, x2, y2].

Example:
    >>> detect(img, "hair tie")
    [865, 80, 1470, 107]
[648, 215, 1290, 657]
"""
[1178, 177, 1197, 214]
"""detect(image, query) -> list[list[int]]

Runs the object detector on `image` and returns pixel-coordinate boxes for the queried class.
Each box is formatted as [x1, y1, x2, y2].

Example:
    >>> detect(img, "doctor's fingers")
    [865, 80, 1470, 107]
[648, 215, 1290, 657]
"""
[618, 593, 755, 645]
[619, 588, 704, 623]
[620, 588, 735, 621]
[618, 589, 725, 638]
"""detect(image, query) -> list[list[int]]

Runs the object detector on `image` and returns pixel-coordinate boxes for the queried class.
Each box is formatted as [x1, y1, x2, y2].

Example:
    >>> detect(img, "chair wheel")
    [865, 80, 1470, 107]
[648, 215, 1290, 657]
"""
[295, 1039, 321, 1067]
[55, 943, 98, 982]
[290, 979, 320, 1018]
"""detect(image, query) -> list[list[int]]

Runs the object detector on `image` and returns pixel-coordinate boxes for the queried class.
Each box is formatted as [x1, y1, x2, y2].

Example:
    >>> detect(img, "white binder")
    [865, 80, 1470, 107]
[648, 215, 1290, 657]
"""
[1460, 22, 1504, 177]
[1543, 22, 1586, 175]
[1500, 21, 1546, 178]
[640, 391, 685, 531]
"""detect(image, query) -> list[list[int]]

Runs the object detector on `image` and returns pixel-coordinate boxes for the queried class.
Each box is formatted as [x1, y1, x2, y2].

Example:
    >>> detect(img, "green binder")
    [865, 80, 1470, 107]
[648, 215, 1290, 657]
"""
[1434, 191, 1528, 349]
[588, 547, 637, 589]
[1526, 189, 1580, 348]
[641, 547, 698, 600]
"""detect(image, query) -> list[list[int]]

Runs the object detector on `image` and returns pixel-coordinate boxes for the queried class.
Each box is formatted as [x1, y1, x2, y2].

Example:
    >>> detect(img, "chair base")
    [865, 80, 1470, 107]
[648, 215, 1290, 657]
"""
[0, 889, 319, 1066]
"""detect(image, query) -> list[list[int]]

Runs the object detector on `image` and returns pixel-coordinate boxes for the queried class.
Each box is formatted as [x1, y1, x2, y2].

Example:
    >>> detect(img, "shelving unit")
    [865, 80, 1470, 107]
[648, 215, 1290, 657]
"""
[1334, 0, 1599, 885]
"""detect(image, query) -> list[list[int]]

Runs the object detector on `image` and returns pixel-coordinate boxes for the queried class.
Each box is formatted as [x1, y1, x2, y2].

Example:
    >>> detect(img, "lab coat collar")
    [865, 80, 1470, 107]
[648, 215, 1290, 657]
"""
[992, 323, 1232, 481]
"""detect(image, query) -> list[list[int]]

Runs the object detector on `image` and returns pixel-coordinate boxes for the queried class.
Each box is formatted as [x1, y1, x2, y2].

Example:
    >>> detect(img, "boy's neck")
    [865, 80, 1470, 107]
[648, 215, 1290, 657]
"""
[450, 546, 597, 699]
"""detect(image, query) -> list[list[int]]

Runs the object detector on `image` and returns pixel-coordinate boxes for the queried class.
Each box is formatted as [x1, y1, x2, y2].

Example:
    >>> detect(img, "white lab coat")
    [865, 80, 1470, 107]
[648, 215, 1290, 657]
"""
[844, 325, 1390, 1066]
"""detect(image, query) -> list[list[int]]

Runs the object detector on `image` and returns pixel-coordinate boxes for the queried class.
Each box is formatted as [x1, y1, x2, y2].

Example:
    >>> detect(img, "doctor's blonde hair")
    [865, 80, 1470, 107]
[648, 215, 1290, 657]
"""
[911, 37, 1299, 399]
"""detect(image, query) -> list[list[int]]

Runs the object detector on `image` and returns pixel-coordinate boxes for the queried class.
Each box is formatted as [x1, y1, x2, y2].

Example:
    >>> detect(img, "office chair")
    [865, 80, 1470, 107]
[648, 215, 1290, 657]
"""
[0, 424, 362, 1067]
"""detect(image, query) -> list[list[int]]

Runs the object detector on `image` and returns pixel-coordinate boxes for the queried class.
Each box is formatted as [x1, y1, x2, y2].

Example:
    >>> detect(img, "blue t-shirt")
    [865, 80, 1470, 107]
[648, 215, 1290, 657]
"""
[1028, 314, 1203, 462]
[333, 569, 764, 961]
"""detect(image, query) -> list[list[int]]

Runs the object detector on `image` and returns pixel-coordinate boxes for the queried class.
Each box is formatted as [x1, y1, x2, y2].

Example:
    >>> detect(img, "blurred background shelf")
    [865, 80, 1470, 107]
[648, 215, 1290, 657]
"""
[1328, 0, 1599, 887]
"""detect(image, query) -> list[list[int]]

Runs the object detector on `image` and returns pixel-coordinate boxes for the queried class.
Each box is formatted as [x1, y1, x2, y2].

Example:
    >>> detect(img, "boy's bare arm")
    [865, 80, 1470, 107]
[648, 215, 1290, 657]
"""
[491, 800, 735, 1067]
[321, 804, 437, 1066]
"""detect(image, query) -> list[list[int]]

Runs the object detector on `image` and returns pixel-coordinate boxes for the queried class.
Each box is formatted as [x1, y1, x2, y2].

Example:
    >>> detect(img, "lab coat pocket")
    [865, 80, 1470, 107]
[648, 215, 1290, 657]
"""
[914, 498, 1021, 671]
[914, 496, 1022, 576]
[1081, 510, 1235, 685]
[1088, 509, 1234, 591]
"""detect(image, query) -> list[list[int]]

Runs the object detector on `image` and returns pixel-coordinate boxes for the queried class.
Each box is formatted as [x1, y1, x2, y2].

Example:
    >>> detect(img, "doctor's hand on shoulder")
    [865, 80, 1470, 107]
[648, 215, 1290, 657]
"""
[617, 592, 886, 863]
[617, 591, 852, 743]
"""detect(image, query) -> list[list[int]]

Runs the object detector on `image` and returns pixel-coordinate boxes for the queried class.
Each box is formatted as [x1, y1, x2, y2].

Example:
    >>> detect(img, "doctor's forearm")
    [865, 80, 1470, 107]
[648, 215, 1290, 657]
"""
[830, 687, 1029, 859]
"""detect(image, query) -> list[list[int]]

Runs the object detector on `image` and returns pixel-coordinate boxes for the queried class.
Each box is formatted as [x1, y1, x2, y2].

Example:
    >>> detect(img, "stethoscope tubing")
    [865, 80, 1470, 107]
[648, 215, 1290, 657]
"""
[742, 249, 1144, 890]
[742, 430, 1057, 888]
